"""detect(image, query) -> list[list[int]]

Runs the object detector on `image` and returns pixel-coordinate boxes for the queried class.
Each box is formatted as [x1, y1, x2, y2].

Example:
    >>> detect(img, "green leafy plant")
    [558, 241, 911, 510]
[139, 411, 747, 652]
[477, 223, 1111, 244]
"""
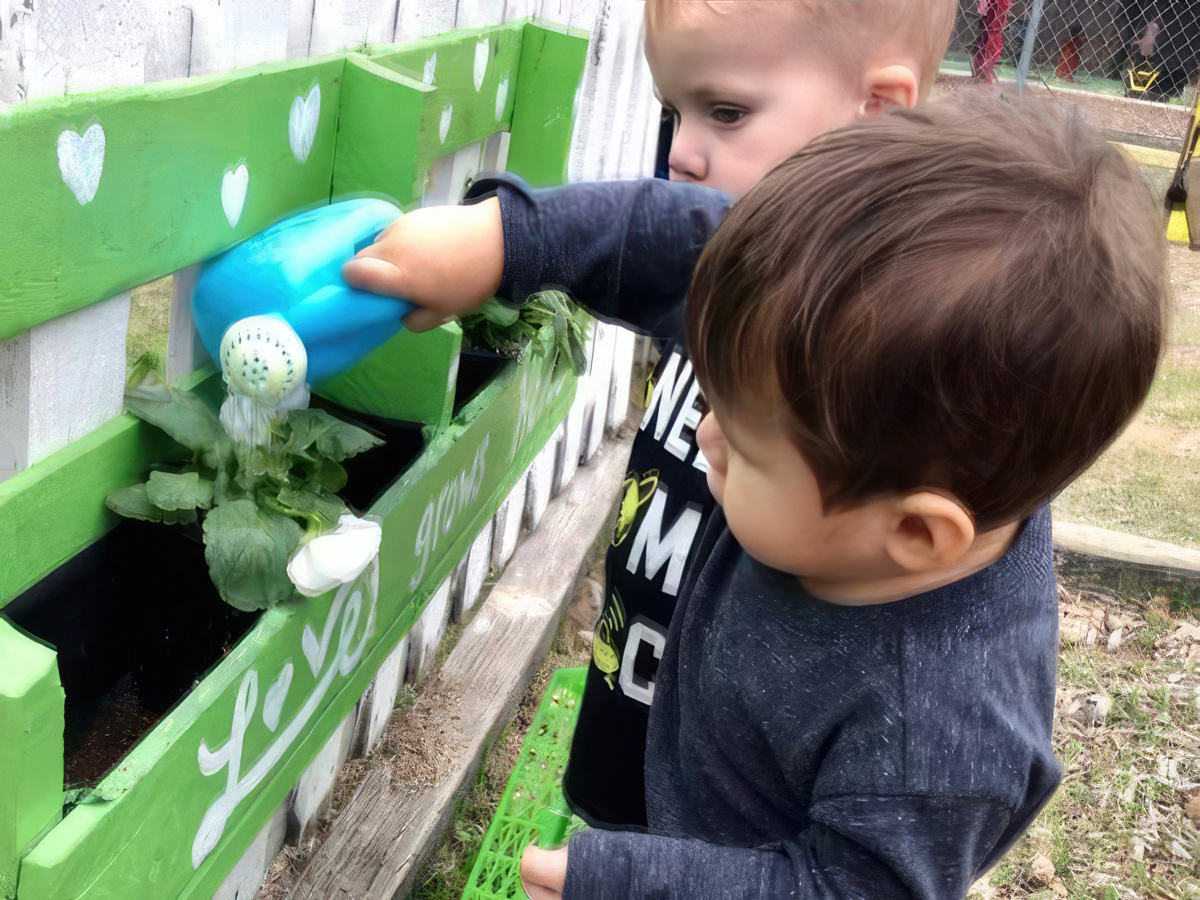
[106, 368, 382, 612]
[459, 291, 591, 376]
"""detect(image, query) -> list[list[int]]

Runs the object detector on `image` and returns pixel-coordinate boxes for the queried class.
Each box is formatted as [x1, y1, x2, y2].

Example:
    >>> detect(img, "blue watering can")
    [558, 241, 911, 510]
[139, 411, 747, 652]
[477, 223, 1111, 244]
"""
[192, 198, 414, 386]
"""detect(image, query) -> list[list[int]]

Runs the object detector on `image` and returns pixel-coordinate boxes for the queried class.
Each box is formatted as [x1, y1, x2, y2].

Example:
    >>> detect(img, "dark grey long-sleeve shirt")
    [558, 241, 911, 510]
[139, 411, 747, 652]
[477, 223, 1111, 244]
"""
[566, 507, 1061, 899]
[463, 176, 1061, 898]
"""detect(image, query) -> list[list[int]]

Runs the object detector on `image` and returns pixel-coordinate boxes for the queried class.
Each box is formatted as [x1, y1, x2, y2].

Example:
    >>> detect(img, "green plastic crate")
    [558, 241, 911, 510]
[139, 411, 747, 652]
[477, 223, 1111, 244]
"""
[463, 667, 589, 899]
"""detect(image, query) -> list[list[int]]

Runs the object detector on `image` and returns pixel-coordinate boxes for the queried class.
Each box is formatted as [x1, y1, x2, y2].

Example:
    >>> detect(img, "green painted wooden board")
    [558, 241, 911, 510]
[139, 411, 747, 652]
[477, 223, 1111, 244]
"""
[330, 53, 430, 206]
[314, 322, 462, 427]
[507, 23, 589, 187]
[16, 350, 575, 900]
[0, 621, 63, 900]
[0, 59, 343, 342]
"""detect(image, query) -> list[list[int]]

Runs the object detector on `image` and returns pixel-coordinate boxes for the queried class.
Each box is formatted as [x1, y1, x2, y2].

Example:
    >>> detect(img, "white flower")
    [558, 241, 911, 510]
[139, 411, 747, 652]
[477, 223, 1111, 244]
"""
[287, 513, 382, 598]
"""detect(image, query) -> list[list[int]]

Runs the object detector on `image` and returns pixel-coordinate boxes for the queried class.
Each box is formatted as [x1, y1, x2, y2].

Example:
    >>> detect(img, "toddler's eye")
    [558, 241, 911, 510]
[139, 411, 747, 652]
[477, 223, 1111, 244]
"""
[711, 107, 747, 126]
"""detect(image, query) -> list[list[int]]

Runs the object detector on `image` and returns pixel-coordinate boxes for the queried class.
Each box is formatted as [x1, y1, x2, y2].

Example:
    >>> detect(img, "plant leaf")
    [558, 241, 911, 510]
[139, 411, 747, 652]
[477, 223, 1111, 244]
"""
[269, 485, 346, 528]
[105, 483, 164, 522]
[203, 499, 303, 611]
[146, 470, 215, 511]
[286, 409, 382, 461]
[476, 298, 521, 327]
[124, 376, 227, 455]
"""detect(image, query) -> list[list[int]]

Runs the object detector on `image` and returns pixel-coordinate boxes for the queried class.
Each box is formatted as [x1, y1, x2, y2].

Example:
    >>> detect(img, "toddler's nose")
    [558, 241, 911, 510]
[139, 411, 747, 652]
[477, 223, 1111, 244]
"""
[668, 123, 707, 184]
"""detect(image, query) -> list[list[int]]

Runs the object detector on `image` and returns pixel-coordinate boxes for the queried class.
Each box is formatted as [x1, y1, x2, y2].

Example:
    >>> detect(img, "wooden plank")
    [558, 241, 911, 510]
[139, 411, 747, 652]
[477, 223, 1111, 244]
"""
[289, 428, 632, 900]
[491, 473, 527, 570]
[1054, 521, 1200, 577]
[406, 578, 453, 684]
[312, 323, 462, 429]
[452, 519, 495, 620]
[25, 294, 131, 466]
[0, 56, 343, 340]
[582, 320, 618, 461]
[352, 636, 409, 759]
[287, 712, 357, 842]
[505, 21, 589, 186]
[607, 326, 635, 430]
[166, 264, 209, 383]
[210, 802, 287, 900]
[0, 619, 63, 900]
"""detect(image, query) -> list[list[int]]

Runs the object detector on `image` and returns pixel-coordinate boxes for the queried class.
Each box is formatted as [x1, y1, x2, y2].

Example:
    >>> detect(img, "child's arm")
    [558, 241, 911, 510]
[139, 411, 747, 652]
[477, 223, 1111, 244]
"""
[524, 791, 1023, 900]
[343, 177, 732, 339]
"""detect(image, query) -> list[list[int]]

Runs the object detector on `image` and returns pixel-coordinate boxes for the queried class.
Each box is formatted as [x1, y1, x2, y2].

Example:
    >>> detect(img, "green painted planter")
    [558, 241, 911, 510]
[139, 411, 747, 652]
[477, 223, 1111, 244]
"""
[0, 18, 588, 900]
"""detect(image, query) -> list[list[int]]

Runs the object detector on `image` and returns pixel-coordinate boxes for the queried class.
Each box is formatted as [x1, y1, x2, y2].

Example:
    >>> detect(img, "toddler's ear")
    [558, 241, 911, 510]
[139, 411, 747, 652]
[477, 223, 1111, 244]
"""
[882, 491, 975, 573]
[862, 64, 919, 117]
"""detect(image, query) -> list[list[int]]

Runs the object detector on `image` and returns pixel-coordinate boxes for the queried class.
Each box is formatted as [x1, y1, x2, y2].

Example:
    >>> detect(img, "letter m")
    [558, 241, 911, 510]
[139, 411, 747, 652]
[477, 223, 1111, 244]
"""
[625, 487, 701, 596]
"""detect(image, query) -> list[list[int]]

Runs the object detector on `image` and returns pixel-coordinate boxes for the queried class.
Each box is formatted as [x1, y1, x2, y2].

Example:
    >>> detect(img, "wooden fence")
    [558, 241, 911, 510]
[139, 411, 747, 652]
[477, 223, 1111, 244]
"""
[0, 2, 658, 898]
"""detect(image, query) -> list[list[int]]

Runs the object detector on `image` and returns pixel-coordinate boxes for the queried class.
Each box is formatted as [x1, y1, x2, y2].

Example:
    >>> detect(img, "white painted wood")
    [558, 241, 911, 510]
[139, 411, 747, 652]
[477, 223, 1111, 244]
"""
[188, 0, 290, 79]
[481, 131, 511, 174]
[352, 636, 409, 758]
[554, 398, 584, 493]
[491, 472, 528, 570]
[0, 295, 131, 479]
[167, 264, 210, 383]
[523, 428, 558, 529]
[394, 1, 458, 44]
[423, 141, 484, 207]
[607, 325, 635, 430]
[307, 0, 398, 57]
[453, 519, 494, 620]
[287, 710, 356, 843]
[567, 0, 657, 183]
[405, 578, 452, 684]
[582, 320, 617, 462]
[210, 802, 288, 900]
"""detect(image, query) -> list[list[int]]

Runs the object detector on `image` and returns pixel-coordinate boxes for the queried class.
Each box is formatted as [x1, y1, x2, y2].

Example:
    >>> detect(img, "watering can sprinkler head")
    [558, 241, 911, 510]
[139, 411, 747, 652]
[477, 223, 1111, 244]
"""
[219, 315, 309, 408]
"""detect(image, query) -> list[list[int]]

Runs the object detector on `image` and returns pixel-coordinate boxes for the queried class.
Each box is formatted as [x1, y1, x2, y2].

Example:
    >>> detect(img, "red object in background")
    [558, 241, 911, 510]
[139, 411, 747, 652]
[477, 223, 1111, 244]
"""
[1056, 33, 1086, 81]
[972, 0, 1014, 83]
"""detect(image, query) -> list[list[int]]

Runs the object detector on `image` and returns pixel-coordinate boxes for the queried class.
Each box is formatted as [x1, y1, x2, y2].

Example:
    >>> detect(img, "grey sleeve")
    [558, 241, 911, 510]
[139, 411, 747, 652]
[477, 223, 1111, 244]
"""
[463, 175, 731, 337]
[564, 794, 1014, 900]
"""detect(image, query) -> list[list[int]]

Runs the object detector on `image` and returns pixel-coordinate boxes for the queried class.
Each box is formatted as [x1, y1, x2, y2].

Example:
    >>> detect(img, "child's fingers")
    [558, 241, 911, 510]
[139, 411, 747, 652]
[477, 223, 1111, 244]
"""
[342, 255, 413, 300]
[401, 307, 455, 333]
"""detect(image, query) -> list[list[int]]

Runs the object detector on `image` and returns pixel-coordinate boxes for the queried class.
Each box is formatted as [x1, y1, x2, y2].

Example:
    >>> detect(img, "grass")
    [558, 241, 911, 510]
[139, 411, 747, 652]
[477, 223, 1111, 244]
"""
[967, 586, 1200, 900]
[1052, 262, 1200, 548]
[125, 275, 173, 378]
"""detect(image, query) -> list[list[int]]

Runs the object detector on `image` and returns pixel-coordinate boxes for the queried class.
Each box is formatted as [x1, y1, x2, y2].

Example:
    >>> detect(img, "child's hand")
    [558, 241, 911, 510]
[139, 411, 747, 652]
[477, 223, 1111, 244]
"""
[519, 845, 568, 900]
[342, 196, 504, 332]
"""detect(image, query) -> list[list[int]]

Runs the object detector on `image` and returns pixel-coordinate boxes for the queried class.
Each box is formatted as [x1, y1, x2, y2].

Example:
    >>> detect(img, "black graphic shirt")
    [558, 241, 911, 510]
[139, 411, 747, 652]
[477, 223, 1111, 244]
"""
[465, 175, 731, 826]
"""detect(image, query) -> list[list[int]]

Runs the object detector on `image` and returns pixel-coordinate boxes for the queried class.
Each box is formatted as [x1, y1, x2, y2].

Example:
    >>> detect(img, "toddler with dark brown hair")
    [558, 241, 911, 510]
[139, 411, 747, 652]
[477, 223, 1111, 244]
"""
[533, 95, 1165, 899]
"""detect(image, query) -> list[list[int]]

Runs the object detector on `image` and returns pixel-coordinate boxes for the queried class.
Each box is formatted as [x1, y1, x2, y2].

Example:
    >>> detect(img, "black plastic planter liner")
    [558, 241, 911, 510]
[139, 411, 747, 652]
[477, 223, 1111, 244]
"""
[454, 347, 509, 418]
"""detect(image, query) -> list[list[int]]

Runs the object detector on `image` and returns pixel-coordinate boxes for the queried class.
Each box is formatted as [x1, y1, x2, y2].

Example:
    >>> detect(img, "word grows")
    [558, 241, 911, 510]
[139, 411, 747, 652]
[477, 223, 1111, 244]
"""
[410, 433, 490, 591]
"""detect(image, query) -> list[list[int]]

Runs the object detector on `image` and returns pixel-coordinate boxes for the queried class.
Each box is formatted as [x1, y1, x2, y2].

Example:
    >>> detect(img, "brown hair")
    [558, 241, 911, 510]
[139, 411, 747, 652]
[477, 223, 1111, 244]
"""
[644, 0, 957, 99]
[687, 95, 1167, 530]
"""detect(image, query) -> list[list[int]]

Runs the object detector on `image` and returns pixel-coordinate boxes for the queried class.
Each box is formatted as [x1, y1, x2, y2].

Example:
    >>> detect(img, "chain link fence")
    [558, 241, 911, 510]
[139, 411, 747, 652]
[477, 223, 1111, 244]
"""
[945, 1, 1200, 148]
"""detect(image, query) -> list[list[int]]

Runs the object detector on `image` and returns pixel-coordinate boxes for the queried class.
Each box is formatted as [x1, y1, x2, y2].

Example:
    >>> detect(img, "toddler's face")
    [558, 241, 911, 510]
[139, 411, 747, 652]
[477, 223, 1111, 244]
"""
[696, 394, 892, 593]
[645, 5, 863, 199]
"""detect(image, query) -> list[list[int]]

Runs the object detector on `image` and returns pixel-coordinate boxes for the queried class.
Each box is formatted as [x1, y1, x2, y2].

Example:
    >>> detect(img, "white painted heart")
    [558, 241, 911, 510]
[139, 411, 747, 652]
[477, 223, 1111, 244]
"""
[262, 662, 293, 732]
[423, 52, 437, 86]
[222, 163, 249, 227]
[439, 104, 453, 145]
[473, 38, 489, 91]
[495, 76, 509, 121]
[57, 124, 105, 205]
[289, 84, 321, 164]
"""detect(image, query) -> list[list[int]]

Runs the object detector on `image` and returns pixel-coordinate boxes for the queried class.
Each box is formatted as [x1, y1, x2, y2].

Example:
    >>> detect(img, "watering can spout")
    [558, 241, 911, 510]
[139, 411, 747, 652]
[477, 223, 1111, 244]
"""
[192, 198, 415, 388]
